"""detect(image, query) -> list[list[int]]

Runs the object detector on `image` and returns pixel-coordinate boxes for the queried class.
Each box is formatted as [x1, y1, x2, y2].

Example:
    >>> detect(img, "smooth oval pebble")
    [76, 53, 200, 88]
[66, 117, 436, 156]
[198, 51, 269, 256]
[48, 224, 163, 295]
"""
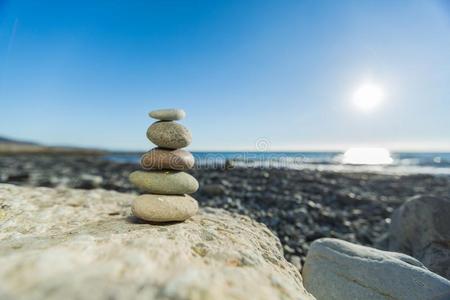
[149, 109, 186, 121]
[141, 148, 195, 171]
[132, 194, 199, 222]
[129, 170, 198, 194]
[147, 121, 192, 149]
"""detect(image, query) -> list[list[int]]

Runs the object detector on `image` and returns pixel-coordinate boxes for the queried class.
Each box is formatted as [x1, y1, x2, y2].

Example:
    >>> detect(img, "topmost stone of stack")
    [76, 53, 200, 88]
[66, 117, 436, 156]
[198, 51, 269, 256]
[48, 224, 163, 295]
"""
[149, 108, 186, 121]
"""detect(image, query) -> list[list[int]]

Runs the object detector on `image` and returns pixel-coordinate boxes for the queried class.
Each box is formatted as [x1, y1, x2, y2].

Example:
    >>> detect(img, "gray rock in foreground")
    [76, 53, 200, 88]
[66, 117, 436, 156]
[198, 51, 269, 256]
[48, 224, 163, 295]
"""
[0, 184, 313, 300]
[389, 195, 450, 280]
[302, 238, 450, 300]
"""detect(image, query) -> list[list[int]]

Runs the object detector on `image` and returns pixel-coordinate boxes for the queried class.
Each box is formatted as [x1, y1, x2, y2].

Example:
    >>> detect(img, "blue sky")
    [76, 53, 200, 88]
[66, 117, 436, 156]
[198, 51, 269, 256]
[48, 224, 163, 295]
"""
[1, 0, 450, 151]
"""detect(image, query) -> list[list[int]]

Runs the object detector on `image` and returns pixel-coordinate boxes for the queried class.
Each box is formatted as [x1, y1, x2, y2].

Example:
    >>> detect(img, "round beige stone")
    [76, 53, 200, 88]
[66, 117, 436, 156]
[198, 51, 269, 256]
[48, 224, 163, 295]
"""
[147, 121, 192, 149]
[149, 109, 186, 121]
[132, 194, 199, 222]
[129, 170, 198, 194]
[141, 148, 195, 171]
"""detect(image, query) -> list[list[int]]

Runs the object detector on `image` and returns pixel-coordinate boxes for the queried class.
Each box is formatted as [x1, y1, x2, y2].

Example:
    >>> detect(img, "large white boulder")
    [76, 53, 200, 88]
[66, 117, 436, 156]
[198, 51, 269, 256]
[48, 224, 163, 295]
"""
[302, 238, 450, 300]
[0, 184, 314, 300]
[389, 195, 450, 279]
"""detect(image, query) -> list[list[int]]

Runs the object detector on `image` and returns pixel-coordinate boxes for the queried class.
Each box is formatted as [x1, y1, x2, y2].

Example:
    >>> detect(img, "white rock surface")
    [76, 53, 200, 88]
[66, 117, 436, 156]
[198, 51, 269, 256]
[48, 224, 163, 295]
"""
[302, 238, 450, 300]
[389, 195, 450, 279]
[0, 184, 313, 300]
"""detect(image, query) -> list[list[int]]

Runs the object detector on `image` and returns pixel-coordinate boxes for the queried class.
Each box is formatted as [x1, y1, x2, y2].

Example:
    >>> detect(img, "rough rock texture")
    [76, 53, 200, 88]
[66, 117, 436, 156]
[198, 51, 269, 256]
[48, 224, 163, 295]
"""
[302, 238, 450, 300]
[132, 194, 199, 222]
[0, 184, 313, 300]
[389, 195, 450, 280]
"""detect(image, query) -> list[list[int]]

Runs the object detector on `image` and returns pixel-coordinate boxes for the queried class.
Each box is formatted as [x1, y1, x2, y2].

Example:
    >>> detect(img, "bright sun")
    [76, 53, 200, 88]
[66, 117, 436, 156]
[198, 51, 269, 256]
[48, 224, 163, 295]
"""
[352, 82, 384, 112]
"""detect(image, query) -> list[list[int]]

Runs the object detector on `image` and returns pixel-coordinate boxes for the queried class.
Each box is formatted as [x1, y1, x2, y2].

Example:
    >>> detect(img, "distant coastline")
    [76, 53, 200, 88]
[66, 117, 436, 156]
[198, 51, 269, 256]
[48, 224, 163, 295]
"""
[2, 136, 450, 175]
[0, 136, 106, 155]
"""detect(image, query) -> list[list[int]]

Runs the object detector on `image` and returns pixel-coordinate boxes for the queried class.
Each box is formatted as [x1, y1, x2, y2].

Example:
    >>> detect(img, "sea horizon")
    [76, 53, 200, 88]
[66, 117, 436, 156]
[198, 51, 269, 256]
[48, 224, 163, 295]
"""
[105, 150, 450, 176]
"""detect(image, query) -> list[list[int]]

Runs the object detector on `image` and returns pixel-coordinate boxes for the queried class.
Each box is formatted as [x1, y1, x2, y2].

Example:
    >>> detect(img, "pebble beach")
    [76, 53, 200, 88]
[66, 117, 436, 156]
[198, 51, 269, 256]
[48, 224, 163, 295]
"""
[2, 153, 449, 267]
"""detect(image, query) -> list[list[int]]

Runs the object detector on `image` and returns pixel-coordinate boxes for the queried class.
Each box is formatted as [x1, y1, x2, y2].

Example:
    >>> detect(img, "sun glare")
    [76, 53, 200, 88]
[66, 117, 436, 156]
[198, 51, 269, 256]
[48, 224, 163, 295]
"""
[352, 82, 384, 112]
[342, 147, 393, 165]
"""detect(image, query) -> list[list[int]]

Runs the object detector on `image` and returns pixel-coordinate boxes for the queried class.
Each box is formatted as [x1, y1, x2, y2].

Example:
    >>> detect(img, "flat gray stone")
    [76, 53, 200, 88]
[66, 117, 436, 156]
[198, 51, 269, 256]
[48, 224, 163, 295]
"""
[0, 184, 314, 300]
[147, 121, 192, 149]
[132, 194, 198, 222]
[149, 109, 185, 121]
[302, 238, 450, 300]
[129, 170, 198, 194]
[389, 195, 450, 280]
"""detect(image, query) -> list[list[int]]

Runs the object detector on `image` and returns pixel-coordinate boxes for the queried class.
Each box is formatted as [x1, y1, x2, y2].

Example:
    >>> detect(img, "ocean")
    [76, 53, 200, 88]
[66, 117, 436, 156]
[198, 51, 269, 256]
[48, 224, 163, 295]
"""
[105, 151, 450, 175]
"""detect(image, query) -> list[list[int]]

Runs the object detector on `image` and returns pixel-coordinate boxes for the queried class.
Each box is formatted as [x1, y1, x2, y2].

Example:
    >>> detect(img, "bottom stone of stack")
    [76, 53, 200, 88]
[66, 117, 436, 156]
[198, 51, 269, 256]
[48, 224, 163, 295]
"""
[132, 194, 199, 222]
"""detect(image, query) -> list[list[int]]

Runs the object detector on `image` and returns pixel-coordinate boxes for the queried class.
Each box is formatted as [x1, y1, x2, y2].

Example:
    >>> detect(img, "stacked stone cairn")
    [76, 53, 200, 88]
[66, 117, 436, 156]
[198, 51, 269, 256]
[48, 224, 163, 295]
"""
[129, 108, 199, 222]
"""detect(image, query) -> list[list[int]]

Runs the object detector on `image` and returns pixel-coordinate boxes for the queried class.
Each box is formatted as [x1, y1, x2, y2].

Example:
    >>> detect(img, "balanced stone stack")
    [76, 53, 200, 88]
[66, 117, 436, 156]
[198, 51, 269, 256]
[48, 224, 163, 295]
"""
[129, 108, 199, 222]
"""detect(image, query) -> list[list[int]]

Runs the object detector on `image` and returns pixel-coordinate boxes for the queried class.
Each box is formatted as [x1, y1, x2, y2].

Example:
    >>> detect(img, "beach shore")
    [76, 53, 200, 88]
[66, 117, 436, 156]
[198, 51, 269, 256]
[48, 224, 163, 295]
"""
[1, 154, 449, 267]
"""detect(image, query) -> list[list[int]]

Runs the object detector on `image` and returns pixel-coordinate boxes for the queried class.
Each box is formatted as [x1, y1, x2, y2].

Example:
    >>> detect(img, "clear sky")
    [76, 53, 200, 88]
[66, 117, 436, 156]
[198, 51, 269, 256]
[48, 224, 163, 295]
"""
[1, 0, 450, 151]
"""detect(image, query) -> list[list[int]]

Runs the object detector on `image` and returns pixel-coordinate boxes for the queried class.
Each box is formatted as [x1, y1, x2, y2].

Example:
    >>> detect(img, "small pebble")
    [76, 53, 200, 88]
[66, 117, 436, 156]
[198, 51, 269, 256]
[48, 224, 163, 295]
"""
[129, 170, 198, 195]
[147, 121, 192, 149]
[149, 108, 186, 121]
[132, 194, 198, 222]
[141, 148, 194, 171]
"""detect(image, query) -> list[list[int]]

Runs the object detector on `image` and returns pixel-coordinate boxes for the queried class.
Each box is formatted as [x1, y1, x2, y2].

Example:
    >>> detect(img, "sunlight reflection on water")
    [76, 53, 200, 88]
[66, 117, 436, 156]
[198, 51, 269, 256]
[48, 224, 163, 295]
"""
[342, 147, 393, 165]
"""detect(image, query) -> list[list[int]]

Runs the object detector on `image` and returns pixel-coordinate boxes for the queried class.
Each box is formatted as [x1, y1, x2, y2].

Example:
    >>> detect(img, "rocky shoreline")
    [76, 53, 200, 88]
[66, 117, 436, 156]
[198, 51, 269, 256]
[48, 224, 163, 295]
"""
[2, 154, 450, 267]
